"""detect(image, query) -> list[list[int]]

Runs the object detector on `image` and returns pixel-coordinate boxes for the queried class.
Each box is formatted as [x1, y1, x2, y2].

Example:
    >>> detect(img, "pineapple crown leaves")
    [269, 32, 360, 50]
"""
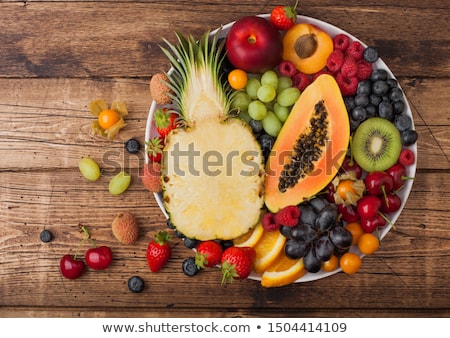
[154, 230, 172, 246]
[159, 29, 232, 124]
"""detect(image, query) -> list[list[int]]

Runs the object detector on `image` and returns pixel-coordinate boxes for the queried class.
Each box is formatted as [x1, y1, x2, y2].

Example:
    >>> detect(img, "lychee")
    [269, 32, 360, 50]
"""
[149, 73, 173, 105]
[141, 161, 162, 193]
[112, 211, 140, 245]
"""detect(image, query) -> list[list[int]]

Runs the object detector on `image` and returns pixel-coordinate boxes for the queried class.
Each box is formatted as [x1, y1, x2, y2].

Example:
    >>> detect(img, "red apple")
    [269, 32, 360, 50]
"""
[226, 16, 283, 73]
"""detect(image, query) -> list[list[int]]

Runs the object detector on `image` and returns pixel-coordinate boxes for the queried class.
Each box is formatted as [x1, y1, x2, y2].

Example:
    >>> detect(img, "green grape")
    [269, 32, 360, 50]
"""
[109, 171, 131, 195]
[239, 110, 252, 123]
[231, 91, 251, 112]
[261, 70, 278, 89]
[79, 157, 101, 181]
[277, 87, 301, 107]
[262, 111, 282, 137]
[245, 78, 261, 99]
[248, 100, 267, 120]
[274, 103, 290, 122]
[257, 84, 276, 103]
[277, 76, 293, 93]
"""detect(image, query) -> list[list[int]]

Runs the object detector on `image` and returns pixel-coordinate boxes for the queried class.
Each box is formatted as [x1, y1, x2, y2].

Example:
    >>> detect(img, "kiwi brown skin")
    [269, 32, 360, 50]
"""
[351, 117, 402, 172]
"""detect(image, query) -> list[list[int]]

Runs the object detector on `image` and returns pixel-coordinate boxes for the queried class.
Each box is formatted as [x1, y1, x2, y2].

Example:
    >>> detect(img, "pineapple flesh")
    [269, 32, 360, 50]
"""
[160, 31, 265, 241]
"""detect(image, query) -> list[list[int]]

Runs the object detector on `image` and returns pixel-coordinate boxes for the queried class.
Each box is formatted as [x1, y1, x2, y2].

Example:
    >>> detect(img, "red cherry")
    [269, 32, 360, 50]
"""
[60, 254, 85, 279]
[357, 195, 382, 219]
[364, 171, 394, 195]
[386, 163, 407, 190]
[360, 214, 387, 233]
[339, 156, 363, 179]
[85, 246, 113, 270]
[380, 193, 402, 213]
[338, 203, 360, 222]
[325, 182, 335, 203]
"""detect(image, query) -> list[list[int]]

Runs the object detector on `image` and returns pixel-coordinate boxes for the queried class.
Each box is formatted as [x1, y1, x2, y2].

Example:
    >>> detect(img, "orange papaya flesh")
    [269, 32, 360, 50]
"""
[264, 74, 350, 212]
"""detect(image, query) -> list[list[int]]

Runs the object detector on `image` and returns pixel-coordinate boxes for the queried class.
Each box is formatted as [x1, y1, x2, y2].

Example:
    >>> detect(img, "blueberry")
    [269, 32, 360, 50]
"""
[249, 119, 263, 134]
[175, 230, 185, 239]
[125, 138, 140, 154]
[371, 69, 388, 81]
[351, 106, 367, 121]
[344, 96, 355, 112]
[372, 80, 390, 96]
[182, 257, 199, 277]
[365, 104, 377, 118]
[386, 78, 398, 88]
[389, 87, 403, 102]
[183, 237, 199, 249]
[357, 80, 372, 95]
[39, 229, 53, 243]
[258, 133, 275, 160]
[395, 114, 412, 132]
[392, 99, 405, 114]
[378, 101, 394, 121]
[128, 276, 145, 293]
[354, 94, 369, 107]
[363, 46, 379, 63]
[350, 118, 361, 133]
[369, 93, 382, 106]
[401, 129, 418, 146]
[220, 240, 234, 251]
[166, 219, 176, 230]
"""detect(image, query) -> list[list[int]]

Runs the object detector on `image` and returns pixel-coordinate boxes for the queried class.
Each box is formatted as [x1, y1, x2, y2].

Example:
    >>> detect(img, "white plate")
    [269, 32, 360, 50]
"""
[145, 14, 417, 283]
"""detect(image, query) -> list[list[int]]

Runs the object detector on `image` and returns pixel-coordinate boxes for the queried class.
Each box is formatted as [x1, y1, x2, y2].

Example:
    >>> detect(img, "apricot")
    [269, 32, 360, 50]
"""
[282, 23, 333, 74]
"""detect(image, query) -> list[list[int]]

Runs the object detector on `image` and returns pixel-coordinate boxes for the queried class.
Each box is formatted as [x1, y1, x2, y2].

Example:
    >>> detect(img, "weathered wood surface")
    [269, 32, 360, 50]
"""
[1, 0, 449, 318]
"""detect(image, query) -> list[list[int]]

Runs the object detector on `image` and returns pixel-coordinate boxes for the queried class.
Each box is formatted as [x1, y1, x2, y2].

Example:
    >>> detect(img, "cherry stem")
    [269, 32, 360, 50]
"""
[378, 212, 395, 230]
[74, 224, 97, 259]
[381, 185, 389, 208]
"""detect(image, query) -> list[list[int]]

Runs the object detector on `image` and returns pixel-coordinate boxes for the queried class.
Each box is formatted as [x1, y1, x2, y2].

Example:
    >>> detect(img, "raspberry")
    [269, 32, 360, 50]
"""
[356, 60, 373, 80]
[346, 41, 365, 61]
[274, 205, 301, 227]
[292, 72, 311, 91]
[326, 50, 344, 73]
[278, 60, 297, 78]
[340, 56, 358, 78]
[398, 148, 415, 167]
[336, 72, 358, 96]
[262, 212, 280, 231]
[333, 33, 350, 52]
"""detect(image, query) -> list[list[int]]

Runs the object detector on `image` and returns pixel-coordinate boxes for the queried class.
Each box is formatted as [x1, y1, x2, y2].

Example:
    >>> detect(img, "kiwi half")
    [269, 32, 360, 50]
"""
[352, 117, 402, 172]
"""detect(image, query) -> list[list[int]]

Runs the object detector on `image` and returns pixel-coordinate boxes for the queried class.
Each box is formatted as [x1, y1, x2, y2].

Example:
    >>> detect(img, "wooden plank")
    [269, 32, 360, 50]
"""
[0, 78, 448, 171]
[1, 170, 449, 309]
[0, 2, 447, 78]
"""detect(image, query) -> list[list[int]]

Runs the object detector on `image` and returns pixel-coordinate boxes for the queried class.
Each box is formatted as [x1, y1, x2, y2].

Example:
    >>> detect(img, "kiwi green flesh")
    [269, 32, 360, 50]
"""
[352, 117, 402, 172]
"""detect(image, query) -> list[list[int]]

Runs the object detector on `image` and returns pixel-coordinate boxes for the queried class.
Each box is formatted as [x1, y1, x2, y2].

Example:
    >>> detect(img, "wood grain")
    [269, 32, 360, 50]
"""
[0, 0, 449, 318]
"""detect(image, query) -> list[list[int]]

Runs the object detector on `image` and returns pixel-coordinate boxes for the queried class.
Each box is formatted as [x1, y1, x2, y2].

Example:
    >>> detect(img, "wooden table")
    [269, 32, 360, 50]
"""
[1, 0, 449, 318]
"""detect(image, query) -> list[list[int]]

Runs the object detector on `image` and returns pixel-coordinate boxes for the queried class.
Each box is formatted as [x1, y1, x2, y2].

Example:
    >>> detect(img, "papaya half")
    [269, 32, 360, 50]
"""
[264, 74, 350, 212]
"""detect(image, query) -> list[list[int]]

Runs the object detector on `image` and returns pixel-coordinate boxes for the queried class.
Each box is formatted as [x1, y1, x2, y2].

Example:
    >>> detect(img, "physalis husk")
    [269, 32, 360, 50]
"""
[88, 99, 128, 140]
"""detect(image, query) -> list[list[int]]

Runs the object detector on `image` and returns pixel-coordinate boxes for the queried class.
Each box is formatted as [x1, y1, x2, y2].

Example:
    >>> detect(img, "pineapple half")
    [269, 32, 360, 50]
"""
[160, 31, 265, 241]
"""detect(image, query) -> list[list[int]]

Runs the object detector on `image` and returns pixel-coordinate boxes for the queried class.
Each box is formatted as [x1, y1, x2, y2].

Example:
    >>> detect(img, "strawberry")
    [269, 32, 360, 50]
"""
[221, 246, 255, 284]
[270, 0, 299, 31]
[145, 136, 164, 162]
[195, 240, 223, 268]
[154, 108, 177, 138]
[146, 231, 172, 272]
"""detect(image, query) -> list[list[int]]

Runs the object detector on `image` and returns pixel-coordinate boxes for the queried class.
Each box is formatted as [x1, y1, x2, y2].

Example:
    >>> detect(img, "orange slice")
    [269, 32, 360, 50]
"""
[233, 222, 264, 248]
[261, 254, 306, 288]
[253, 229, 286, 274]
